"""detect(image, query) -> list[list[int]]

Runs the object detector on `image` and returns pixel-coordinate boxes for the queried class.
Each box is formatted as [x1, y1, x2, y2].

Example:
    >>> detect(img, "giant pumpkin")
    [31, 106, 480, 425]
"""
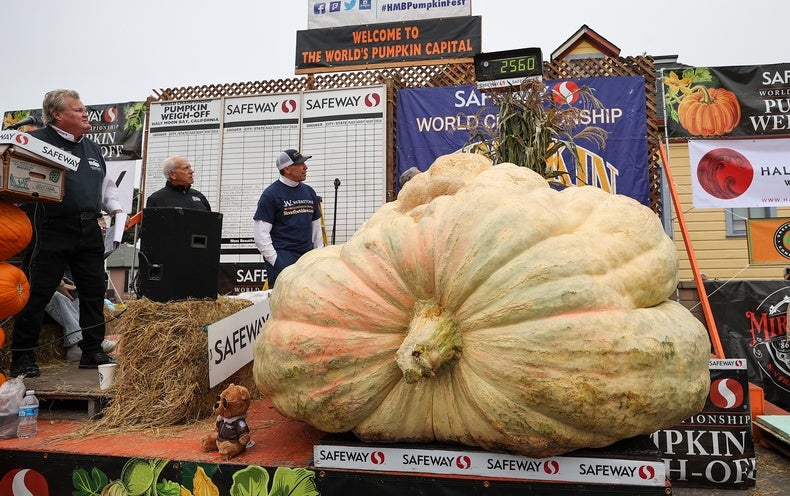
[0, 199, 32, 261]
[253, 154, 711, 458]
[0, 263, 30, 320]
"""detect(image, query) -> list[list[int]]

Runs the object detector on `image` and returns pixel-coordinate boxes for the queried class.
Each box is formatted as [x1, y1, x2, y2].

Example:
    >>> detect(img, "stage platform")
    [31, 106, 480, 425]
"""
[0, 363, 788, 495]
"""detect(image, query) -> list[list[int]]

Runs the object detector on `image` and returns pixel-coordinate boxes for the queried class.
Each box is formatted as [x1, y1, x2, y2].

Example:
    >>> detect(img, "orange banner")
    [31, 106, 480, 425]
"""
[747, 217, 790, 263]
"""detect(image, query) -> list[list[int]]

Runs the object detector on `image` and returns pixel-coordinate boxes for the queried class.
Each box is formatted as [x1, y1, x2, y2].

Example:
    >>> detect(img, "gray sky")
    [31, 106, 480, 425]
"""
[1, 0, 787, 113]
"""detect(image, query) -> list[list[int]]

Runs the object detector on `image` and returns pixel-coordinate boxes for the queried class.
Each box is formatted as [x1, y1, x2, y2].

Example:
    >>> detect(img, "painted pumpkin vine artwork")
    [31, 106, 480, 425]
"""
[664, 67, 742, 137]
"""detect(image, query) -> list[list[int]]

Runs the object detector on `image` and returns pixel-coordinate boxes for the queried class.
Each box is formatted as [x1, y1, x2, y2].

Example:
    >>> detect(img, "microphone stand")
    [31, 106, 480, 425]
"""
[331, 178, 340, 245]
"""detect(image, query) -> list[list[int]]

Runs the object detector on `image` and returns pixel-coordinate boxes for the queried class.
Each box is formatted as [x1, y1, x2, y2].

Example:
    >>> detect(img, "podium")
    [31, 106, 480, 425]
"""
[137, 207, 223, 302]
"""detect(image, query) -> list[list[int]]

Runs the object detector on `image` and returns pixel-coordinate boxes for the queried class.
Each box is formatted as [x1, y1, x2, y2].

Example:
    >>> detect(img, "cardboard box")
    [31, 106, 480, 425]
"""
[0, 151, 65, 202]
[0, 131, 78, 203]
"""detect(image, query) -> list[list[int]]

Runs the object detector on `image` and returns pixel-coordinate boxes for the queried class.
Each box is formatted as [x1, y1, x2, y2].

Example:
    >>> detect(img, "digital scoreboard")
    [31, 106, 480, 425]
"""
[474, 47, 543, 90]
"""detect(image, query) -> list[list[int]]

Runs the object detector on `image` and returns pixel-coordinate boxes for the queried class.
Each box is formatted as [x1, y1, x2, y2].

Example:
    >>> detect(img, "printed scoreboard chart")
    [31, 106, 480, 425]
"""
[221, 93, 301, 262]
[301, 86, 386, 244]
[144, 86, 386, 283]
[146, 100, 222, 209]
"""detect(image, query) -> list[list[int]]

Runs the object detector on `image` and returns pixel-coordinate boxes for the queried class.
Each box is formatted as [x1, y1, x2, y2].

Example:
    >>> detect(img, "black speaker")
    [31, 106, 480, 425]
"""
[138, 207, 223, 302]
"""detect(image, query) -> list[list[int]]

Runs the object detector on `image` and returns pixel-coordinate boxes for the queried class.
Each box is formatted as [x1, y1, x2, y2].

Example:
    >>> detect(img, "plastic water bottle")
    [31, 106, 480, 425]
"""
[16, 390, 39, 439]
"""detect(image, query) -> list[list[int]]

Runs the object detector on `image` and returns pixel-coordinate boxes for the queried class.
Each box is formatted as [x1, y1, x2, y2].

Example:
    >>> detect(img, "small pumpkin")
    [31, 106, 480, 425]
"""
[0, 325, 5, 349]
[253, 154, 710, 458]
[0, 263, 30, 320]
[0, 199, 32, 260]
[0, 372, 5, 389]
[678, 86, 741, 136]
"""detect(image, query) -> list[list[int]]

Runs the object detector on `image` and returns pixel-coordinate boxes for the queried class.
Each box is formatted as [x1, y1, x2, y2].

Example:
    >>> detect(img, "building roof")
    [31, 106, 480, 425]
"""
[551, 24, 620, 61]
[106, 243, 137, 268]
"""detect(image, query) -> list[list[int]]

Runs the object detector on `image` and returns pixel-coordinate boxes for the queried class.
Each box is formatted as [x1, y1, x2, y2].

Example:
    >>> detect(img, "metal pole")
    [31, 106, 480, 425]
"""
[331, 178, 340, 244]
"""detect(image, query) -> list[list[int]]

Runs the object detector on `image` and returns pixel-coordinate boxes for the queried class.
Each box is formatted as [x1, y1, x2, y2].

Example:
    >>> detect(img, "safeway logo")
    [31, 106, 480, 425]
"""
[104, 107, 118, 123]
[14, 134, 28, 145]
[543, 459, 560, 475]
[552, 81, 580, 105]
[370, 451, 385, 465]
[455, 455, 472, 470]
[710, 377, 745, 409]
[364, 92, 380, 107]
[282, 99, 298, 113]
[638, 465, 656, 480]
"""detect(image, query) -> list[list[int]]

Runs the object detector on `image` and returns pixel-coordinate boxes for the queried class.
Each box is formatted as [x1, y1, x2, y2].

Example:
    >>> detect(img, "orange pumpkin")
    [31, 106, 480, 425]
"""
[0, 325, 4, 349]
[0, 199, 32, 260]
[678, 87, 741, 136]
[0, 372, 5, 389]
[0, 263, 30, 320]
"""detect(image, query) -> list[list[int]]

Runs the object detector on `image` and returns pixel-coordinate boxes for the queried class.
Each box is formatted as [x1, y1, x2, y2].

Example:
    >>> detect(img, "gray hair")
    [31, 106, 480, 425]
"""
[162, 156, 181, 178]
[399, 167, 421, 187]
[41, 89, 80, 126]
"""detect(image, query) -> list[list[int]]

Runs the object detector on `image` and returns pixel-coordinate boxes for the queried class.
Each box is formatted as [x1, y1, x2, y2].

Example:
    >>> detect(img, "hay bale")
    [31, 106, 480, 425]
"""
[82, 296, 257, 433]
[0, 319, 69, 371]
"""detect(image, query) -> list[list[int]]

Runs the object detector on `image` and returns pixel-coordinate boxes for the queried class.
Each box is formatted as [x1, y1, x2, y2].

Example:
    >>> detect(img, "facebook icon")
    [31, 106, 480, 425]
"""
[314, 2, 326, 14]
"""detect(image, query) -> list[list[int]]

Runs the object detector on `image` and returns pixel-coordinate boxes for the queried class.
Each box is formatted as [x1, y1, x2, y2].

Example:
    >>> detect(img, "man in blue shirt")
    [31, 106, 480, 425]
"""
[253, 149, 323, 287]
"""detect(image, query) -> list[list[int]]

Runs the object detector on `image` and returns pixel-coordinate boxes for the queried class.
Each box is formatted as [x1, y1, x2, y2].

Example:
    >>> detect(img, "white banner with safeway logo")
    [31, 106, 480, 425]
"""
[307, 0, 471, 29]
[313, 444, 666, 486]
[689, 138, 790, 208]
[207, 296, 271, 388]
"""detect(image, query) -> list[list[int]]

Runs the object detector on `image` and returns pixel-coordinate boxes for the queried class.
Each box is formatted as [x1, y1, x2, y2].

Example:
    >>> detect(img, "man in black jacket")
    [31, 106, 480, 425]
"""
[11, 89, 120, 377]
[146, 156, 211, 210]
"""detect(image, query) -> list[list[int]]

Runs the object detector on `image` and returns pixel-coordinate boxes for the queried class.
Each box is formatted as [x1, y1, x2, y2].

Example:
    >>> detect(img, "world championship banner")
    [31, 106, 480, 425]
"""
[652, 359, 755, 489]
[396, 77, 650, 205]
[703, 279, 790, 411]
[295, 16, 481, 72]
[3, 102, 146, 161]
[307, 0, 471, 29]
[663, 63, 790, 138]
[747, 217, 790, 264]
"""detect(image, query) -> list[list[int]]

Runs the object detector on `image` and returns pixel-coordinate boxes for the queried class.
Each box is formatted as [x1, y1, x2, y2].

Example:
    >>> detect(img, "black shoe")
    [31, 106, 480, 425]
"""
[79, 351, 117, 369]
[11, 354, 40, 378]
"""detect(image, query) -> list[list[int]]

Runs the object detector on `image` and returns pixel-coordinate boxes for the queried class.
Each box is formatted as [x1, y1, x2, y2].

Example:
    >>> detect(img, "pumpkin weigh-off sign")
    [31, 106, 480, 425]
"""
[663, 63, 790, 139]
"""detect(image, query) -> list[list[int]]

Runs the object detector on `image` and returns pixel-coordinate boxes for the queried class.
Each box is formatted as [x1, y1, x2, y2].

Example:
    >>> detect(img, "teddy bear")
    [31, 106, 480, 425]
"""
[200, 383, 252, 460]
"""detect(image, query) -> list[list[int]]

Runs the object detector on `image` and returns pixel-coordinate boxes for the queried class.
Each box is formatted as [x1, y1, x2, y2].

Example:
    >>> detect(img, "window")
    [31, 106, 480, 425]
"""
[725, 207, 776, 237]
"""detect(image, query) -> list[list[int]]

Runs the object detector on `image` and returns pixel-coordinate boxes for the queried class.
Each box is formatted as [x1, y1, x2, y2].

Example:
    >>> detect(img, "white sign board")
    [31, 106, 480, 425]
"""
[314, 444, 666, 486]
[307, 0, 472, 29]
[206, 297, 271, 388]
[0, 130, 79, 171]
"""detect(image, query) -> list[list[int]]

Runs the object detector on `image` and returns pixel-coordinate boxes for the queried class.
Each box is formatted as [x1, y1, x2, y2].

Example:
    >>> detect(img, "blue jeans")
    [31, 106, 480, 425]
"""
[264, 249, 304, 288]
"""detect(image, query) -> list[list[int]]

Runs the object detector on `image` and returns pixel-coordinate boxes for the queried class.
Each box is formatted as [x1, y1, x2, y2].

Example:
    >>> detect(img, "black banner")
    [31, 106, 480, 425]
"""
[218, 262, 267, 295]
[2, 101, 146, 160]
[653, 360, 756, 488]
[704, 279, 790, 410]
[664, 63, 790, 138]
[295, 16, 481, 72]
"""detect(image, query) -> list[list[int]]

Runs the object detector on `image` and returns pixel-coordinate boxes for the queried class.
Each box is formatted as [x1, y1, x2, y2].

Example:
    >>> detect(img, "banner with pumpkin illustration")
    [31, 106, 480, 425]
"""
[663, 63, 790, 138]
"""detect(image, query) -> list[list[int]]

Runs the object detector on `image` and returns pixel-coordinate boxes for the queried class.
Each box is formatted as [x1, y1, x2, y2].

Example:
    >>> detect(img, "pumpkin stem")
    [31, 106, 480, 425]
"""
[690, 85, 713, 104]
[396, 300, 461, 384]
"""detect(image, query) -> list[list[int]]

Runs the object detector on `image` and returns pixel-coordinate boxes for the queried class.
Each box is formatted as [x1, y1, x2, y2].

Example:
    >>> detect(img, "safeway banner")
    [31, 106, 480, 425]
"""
[2, 101, 146, 161]
[653, 359, 755, 489]
[664, 63, 790, 138]
[703, 279, 790, 411]
[307, 0, 471, 29]
[296, 16, 480, 72]
[396, 77, 650, 205]
[688, 138, 790, 208]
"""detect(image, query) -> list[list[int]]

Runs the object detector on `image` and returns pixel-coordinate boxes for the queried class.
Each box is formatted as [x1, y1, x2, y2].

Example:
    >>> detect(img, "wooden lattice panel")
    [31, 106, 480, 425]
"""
[148, 56, 661, 214]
